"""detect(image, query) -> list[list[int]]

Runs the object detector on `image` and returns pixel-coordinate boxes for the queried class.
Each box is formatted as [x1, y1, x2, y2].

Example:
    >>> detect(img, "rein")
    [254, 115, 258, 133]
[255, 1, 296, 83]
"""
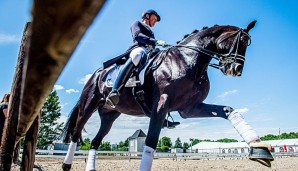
[172, 29, 251, 70]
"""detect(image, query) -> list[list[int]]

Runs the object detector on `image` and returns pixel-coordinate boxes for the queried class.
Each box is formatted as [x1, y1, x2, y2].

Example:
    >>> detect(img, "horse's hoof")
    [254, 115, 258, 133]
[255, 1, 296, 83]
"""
[250, 158, 272, 167]
[62, 163, 72, 171]
[249, 147, 274, 161]
[249, 147, 274, 167]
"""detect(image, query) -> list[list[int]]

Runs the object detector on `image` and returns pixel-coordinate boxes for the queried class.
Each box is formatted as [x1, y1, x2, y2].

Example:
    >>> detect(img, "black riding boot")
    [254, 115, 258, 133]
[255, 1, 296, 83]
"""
[106, 58, 135, 107]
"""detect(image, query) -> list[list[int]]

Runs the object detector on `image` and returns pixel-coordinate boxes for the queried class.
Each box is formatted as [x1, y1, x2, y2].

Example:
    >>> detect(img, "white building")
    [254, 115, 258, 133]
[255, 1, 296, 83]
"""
[128, 129, 146, 153]
[265, 139, 298, 152]
[191, 142, 249, 154]
[190, 139, 298, 154]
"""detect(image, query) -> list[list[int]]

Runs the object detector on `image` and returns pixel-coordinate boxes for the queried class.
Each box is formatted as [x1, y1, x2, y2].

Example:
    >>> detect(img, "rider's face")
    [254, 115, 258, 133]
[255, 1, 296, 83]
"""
[147, 14, 158, 27]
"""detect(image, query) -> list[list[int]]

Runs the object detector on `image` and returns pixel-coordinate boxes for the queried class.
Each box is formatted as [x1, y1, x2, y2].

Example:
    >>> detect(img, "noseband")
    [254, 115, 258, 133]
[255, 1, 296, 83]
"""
[174, 29, 251, 70]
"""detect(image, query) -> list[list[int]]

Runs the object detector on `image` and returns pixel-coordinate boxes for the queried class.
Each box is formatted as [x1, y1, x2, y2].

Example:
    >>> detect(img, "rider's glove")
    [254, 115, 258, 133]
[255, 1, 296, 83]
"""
[155, 40, 167, 47]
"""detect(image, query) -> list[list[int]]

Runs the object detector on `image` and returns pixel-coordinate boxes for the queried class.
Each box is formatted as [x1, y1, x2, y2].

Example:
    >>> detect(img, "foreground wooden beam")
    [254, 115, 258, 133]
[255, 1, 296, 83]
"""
[0, 22, 31, 170]
[17, 0, 107, 142]
[0, 0, 107, 170]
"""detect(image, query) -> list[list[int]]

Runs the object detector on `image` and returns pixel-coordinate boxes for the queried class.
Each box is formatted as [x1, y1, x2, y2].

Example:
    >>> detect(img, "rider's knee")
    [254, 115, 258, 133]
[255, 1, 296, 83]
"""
[131, 54, 141, 66]
[130, 47, 147, 66]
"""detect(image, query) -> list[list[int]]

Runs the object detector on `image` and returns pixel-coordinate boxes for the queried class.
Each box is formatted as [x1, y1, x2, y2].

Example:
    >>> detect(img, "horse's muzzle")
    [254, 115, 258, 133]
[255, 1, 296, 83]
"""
[226, 63, 243, 76]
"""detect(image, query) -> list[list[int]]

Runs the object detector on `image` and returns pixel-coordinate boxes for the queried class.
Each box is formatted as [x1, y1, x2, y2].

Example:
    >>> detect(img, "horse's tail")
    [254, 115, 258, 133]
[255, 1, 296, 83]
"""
[60, 100, 80, 143]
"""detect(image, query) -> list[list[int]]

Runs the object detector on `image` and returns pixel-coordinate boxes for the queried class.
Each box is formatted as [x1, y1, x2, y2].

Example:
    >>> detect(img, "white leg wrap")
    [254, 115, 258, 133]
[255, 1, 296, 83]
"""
[227, 111, 259, 144]
[85, 149, 97, 171]
[139, 146, 155, 171]
[64, 141, 77, 164]
[130, 47, 147, 66]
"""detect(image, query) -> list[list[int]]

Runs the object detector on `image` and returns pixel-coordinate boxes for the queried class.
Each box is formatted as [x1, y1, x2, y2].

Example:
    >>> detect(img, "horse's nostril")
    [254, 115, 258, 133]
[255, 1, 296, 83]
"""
[234, 63, 242, 73]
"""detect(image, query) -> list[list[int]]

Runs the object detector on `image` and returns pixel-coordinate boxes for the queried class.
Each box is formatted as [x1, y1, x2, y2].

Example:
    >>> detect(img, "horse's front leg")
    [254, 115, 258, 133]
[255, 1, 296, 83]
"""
[179, 103, 274, 166]
[179, 103, 261, 143]
[140, 94, 169, 171]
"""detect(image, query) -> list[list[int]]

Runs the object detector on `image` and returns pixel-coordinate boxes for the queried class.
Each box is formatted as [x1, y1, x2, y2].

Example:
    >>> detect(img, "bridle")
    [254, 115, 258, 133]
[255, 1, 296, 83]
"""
[173, 29, 251, 70]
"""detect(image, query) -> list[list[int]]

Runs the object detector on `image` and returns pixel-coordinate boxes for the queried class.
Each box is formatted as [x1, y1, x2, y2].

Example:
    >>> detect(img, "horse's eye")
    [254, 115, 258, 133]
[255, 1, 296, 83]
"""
[241, 36, 247, 42]
[241, 36, 250, 46]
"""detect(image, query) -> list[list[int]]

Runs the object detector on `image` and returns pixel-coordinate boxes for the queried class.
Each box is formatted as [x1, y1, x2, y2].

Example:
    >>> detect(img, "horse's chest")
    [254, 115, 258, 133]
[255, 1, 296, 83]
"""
[169, 77, 210, 110]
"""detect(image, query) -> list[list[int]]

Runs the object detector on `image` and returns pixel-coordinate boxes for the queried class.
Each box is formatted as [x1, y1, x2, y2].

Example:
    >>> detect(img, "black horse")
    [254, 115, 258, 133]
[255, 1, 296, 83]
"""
[61, 20, 273, 171]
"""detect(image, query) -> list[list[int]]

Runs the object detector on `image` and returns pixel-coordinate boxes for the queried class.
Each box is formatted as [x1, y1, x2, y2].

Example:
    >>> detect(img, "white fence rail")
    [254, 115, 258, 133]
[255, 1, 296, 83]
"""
[31, 150, 298, 160]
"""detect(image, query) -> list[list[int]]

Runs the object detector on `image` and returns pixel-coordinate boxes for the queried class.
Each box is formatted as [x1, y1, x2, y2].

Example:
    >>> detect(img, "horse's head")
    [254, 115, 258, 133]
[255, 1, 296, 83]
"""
[215, 20, 256, 76]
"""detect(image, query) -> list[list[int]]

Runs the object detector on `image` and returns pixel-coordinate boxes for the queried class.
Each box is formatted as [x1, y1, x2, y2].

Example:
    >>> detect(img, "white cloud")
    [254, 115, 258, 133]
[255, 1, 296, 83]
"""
[79, 74, 92, 85]
[217, 89, 238, 99]
[54, 84, 64, 91]
[0, 33, 20, 44]
[66, 89, 79, 94]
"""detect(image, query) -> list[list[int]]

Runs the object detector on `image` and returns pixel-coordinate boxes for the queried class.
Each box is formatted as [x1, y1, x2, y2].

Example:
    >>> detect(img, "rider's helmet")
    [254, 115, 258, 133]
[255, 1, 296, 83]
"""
[141, 9, 161, 22]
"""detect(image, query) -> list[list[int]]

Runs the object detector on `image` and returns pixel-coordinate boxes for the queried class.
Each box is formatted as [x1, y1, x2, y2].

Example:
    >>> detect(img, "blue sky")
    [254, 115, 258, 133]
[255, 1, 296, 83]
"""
[1, 0, 298, 144]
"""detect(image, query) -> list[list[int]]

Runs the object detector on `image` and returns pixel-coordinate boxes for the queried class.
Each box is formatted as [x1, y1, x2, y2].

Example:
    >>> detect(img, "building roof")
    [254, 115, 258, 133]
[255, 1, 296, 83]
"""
[264, 139, 298, 146]
[129, 129, 147, 140]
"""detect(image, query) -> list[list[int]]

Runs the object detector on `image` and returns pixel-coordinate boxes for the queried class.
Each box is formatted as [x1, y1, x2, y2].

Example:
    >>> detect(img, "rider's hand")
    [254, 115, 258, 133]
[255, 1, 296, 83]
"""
[156, 40, 167, 47]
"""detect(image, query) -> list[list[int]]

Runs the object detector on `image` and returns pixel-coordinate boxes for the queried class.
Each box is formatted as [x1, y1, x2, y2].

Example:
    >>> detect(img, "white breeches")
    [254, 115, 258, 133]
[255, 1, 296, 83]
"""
[129, 47, 148, 66]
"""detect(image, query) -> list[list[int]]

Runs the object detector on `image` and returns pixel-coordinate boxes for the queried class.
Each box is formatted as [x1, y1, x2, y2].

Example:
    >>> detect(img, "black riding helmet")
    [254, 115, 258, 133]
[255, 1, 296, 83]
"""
[141, 9, 161, 22]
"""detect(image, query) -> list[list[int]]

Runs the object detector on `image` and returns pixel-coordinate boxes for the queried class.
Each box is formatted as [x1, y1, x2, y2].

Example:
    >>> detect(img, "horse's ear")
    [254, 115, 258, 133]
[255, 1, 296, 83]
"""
[244, 20, 257, 33]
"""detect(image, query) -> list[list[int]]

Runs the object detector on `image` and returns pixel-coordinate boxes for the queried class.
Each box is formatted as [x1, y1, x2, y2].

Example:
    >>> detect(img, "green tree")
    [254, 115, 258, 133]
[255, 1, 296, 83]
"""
[124, 138, 129, 147]
[182, 142, 189, 153]
[160, 136, 172, 147]
[260, 134, 278, 141]
[116, 138, 129, 151]
[260, 132, 298, 140]
[80, 138, 91, 150]
[37, 90, 64, 148]
[174, 138, 182, 148]
[216, 138, 238, 143]
[157, 136, 172, 152]
[99, 141, 111, 151]
[191, 139, 214, 146]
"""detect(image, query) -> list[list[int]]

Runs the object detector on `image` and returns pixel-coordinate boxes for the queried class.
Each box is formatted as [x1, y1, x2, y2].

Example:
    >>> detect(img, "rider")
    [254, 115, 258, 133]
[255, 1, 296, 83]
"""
[106, 9, 167, 106]
[106, 10, 179, 128]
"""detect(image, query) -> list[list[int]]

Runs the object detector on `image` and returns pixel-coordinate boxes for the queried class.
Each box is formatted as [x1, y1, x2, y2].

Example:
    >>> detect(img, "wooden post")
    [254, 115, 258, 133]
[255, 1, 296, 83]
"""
[0, 22, 31, 171]
[21, 114, 40, 171]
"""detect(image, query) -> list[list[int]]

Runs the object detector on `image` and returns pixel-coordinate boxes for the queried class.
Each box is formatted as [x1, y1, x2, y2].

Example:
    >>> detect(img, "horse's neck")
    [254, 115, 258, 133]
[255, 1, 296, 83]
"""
[178, 39, 214, 79]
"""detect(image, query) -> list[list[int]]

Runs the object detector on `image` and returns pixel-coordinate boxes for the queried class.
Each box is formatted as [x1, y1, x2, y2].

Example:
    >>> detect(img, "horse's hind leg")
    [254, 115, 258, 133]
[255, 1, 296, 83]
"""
[63, 71, 104, 171]
[63, 101, 104, 171]
[85, 109, 120, 171]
